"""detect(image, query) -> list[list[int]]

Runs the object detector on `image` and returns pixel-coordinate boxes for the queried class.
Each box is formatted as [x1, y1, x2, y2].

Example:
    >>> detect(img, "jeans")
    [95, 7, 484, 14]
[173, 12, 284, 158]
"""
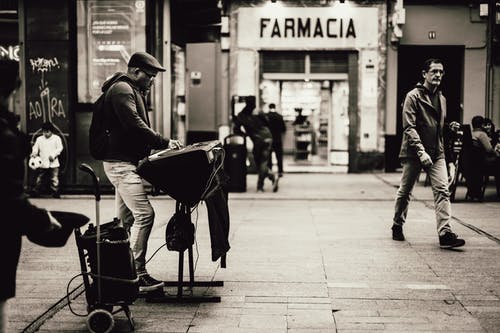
[34, 167, 59, 193]
[253, 139, 274, 189]
[103, 161, 155, 274]
[393, 158, 452, 236]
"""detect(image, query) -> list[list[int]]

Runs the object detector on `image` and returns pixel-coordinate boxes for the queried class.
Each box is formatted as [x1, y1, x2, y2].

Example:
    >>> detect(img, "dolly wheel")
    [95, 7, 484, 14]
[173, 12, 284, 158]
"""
[86, 308, 114, 333]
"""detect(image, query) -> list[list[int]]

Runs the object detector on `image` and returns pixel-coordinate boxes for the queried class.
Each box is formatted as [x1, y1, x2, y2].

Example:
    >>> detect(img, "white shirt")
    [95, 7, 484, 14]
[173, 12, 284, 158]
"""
[31, 134, 63, 168]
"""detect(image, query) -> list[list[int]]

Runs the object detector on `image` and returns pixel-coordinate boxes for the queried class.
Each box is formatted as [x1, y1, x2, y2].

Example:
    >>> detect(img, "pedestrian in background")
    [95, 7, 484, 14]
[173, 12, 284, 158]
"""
[266, 103, 286, 177]
[233, 96, 278, 192]
[482, 117, 497, 147]
[99, 51, 182, 292]
[30, 122, 63, 198]
[392, 58, 465, 249]
[0, 59, 63, 333]
[470, 115, 500, 198]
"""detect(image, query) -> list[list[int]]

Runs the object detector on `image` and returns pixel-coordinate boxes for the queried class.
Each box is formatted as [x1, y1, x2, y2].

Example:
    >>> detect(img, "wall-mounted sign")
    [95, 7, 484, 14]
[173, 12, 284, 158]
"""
[190, 71, 202, 85]
[237, 7, 378, 49]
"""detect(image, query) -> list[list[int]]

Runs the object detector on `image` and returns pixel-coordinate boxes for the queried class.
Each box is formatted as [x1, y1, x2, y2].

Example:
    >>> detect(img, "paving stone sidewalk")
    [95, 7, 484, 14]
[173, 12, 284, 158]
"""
[8, 173, 500, 332]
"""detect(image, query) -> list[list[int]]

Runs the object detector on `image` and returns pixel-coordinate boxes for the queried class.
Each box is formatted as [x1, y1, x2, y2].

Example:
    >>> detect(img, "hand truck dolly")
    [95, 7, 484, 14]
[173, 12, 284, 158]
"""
[73, 163, 139, 333]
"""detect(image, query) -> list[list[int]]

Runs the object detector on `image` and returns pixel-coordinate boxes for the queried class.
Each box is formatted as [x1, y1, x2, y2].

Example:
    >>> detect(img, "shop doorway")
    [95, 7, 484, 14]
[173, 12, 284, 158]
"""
[260, 79, 350, 172]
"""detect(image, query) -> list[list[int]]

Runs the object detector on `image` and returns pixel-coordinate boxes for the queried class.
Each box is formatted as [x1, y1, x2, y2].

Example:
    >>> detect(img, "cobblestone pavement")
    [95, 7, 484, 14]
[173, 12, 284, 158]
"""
[7, 173, 500, 332]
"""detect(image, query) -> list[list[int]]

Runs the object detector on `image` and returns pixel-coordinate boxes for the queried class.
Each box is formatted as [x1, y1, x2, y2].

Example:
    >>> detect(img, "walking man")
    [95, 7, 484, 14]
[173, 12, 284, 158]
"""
[100, 52, 182, 291]
[392, 58, 465, 249]
[266, 103, 286, 177]
[233, 96, 278, 192]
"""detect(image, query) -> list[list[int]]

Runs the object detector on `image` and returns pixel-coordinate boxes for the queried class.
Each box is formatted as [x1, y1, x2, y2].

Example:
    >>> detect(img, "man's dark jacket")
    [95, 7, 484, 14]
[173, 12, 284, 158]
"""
[233, 106, 272, 144]
[399, 82, 453, 162]
[266, 111, 286, 144]
[102, 73, 169, 164]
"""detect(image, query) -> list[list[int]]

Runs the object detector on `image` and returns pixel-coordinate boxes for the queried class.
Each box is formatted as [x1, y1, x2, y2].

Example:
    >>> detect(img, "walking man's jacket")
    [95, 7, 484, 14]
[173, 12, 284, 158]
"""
[399, 82, 453, 163]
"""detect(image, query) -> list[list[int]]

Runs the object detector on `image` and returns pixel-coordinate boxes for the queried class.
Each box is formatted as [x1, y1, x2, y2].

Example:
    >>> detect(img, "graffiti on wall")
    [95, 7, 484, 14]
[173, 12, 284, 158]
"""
[26, 54, 69, 174]
[28, 57, 67, 122]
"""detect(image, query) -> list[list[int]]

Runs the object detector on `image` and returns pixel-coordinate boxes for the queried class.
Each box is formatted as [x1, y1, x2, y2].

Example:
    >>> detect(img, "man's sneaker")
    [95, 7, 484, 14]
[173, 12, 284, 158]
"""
[439, 232, 465, 249]
[138, 273, 164, 292]
[391, 224, 405, 241]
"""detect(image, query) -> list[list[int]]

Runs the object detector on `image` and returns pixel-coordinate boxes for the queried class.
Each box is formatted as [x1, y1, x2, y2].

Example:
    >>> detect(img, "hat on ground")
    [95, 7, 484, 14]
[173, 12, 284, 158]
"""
[128, 52, 166, 72]
[27, 211, 90, 247]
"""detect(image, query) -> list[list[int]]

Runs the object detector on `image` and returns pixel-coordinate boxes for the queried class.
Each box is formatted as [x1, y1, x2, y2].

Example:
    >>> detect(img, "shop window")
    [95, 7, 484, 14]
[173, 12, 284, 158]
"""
[262, 51, 348, 74]
[262, 51, 305, 73]
[77, 0, 146, 103]
[310, 52, 348, 73]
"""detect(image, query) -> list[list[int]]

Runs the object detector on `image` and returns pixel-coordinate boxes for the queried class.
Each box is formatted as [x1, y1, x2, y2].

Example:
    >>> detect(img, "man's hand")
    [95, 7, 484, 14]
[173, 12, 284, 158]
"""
[46, 211, 62, 230]
[448, 163, 456, 184]
[168, 139, 183, 150]
[449, 121, 460, 132]
[417, 150, 433, 168]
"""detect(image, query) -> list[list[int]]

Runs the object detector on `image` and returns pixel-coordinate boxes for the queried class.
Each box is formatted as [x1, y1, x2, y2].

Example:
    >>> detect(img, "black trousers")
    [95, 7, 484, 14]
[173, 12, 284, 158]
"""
[268, 141, 284, 174]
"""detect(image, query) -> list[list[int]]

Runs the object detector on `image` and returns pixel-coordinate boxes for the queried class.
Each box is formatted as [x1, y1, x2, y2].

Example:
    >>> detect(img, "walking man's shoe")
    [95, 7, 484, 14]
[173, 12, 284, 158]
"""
[138, 273, 164, 292]
[272, 174, 279, 192]
[439, 232, 465, 249]
[391, 224, 405, 241]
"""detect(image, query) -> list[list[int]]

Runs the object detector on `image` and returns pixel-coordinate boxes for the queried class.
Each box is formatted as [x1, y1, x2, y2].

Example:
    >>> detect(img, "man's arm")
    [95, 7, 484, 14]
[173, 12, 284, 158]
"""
[402, 93, 432, 166]
[402, 93, 425, 152]
[232, 115, 245, 136]
[54, 135, 63, 157]
[110, 87, 169, 149]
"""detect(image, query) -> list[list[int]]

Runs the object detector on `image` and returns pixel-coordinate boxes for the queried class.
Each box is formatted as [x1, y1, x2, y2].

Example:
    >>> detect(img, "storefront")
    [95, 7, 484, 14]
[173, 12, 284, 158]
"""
[229, 1, 387, 172]
[385, 0, 496, 172]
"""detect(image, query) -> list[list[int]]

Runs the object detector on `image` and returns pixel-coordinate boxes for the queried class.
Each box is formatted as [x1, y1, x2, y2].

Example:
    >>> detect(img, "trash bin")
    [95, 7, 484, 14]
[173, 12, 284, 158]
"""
[223, 134, 247, 192]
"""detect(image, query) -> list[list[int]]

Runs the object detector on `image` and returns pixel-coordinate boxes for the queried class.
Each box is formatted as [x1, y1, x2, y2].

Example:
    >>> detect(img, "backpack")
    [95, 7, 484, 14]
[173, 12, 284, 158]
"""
[88, 92, 110, 160]
[165, 206, 195, 252]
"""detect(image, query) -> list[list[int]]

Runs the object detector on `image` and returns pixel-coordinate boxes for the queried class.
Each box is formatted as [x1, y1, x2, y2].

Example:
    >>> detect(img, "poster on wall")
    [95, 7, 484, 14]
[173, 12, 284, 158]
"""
[25, 42, 70, 176]
[86, 0, 146, 101]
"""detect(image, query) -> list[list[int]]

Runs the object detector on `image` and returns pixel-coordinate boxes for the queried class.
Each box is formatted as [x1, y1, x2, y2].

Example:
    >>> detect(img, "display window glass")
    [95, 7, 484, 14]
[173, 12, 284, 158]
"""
[76, 0, 146, 103]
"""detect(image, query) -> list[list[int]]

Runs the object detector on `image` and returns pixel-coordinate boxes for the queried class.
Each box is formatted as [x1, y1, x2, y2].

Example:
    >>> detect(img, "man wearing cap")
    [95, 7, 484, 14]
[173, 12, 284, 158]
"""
[100, 51, 182, 292]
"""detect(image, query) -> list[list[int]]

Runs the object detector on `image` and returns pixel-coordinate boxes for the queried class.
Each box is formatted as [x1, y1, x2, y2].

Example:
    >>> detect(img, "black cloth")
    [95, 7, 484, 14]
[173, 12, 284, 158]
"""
[205, 188, 231, 262]
[203, 163, 230, 262]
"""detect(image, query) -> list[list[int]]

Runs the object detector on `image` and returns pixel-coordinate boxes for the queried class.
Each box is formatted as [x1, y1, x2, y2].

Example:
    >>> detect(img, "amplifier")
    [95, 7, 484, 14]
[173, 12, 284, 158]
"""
[137, 140, 223, 206]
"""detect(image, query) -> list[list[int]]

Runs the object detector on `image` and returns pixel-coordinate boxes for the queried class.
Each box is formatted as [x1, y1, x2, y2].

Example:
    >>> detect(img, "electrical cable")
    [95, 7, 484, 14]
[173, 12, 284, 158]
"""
[145, 242, 167, 265]
[66, 273, 90, 317]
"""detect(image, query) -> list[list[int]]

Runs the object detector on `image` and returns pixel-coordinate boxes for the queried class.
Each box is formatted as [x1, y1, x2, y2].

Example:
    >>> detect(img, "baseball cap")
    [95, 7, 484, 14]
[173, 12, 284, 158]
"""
[128, 52, 166, 72]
